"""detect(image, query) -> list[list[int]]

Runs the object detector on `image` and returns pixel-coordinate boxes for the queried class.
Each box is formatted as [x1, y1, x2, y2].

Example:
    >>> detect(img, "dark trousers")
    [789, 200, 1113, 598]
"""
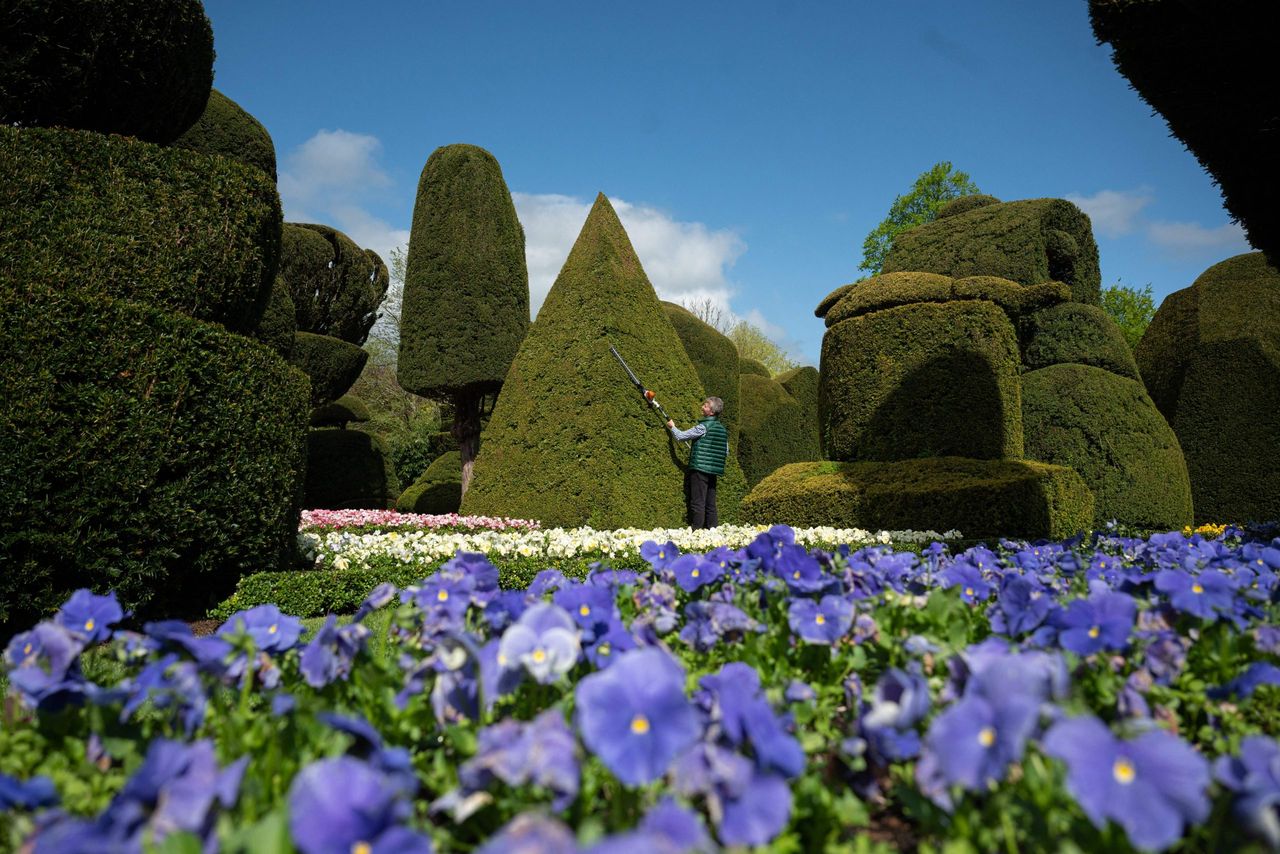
[684, 469, 719, 529]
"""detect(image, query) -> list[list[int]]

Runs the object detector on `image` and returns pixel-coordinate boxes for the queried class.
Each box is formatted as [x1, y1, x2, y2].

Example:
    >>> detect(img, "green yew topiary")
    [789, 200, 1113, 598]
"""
[396, 450, 462, 515]
[937, 194, 1001, 219]
[739, 357, 771, 378]
[289, 332, 369, 409]
[304, 430, 398, 510]
[280, 223, 388, 346]
[881, 198, 1102, 305]
[741, 458, 1094, 542]
[662, 302, 742, 446]
[0, 126, 282, 334]
[738, 374, 821, 488]
[311, 394, 372, 428]
[0, 283, 309, 630]
[1135, 252, 1280, 523]
[776, 365, 821, 457]
[821, 271, 1070, 326]
[1090, 1, 1280, 269]
[1021, 302, 1141, 380]
[1022, 364, 1191, 529]
[820, 299, 1024, 462]
[252, 277, 297, 360]
[462, 194, 706, 529]
[172, 89, 277, 181]
[0, 0, 213, 144]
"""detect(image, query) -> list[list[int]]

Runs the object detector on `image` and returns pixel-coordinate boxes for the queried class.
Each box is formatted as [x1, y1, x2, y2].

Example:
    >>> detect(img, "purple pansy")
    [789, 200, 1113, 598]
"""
[288, 756, 433, 854]
[786, 596, 853, 645]
[585, 618, 638, 669]
[669, 553, 724, 593]
[497, 602, 580, 684]
[477, 814, 577, 854]
[217, 604, 303, 653]
[0, 773, 58, 811]
[1154, 569, 1235, 619]
[988, 574, 1051, 636]
[56, 589, 124, 645]
[1043, 715, 1210, 852]
[1214, 735, 1280, 850]
[775, 545, 833, 594]
[1051, 589, 1136, 656]
[554, 583, 617, 634]
[299, 614, 370, 688]
[641, 540, 681, 571]
[575, 647, 701, 786]
[939, 562, 993, 603]
[919, 691, 1039, 792]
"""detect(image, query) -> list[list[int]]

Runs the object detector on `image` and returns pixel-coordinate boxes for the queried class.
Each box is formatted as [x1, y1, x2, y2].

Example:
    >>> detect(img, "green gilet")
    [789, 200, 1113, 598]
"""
[689, 416, 728, 475]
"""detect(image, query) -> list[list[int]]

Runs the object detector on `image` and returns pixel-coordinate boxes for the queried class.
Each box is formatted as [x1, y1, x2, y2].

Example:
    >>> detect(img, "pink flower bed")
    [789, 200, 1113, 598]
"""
[298, 509, 541, 532]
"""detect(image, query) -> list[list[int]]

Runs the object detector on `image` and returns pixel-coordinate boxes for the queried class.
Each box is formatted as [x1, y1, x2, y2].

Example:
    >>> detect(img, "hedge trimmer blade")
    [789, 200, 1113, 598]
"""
[609, 344, 674, 425]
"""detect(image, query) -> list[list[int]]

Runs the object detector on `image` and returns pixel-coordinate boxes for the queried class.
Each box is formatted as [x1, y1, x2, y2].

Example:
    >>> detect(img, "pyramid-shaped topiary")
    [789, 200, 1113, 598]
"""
[462, 194, 707, 528]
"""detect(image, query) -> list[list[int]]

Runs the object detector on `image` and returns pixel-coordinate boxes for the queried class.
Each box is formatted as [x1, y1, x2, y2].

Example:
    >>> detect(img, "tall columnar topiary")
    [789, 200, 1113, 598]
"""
[1135, 252, 1280, 523]
[398, 144, 529, 495]
[0, 126, 282, 334]
[172, 88, 278, 181]
[882, 198, 1102, 305]
[776, 365, 821, 456]
[0, 0, 214, 144]
[1090, 1, 1279, 269]
[738, 374, 820, 488]
[461, 194, 706, 529]
[281, 223, 389, 346]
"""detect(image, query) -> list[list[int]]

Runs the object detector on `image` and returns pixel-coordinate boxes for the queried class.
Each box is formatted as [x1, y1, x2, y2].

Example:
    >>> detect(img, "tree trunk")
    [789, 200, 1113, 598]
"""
[453, 389, 482, 498]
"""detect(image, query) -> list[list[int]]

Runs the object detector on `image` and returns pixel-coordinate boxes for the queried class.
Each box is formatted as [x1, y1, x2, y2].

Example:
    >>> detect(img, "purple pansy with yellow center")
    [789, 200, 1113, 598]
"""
[56, 589, 124, 645]
[497, 602, 580, 684]
[786, 596, 853, 645]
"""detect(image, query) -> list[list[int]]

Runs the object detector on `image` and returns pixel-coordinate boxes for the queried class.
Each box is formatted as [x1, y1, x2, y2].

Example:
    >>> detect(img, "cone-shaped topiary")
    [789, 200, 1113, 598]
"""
[1090, 1, 1280, 269]
[738, 374, 821, 488]
[1020, 302, 1140, 380]
[1022, 364, 1191, 529]
[0, 126, 282, 334]
[280, 223, 388, 346]
[881, 198, 1101, 305]
[661, 302, 741, 447]
[776, 365, 821, 456]
[0, 0, 213, 144]
[172, 89, 277, 182]
[398, 144, 529, 495]
[1135, 252, 1280, 523]
[289, 332, 369, 409]
[304, 430, 398, 510]
[462, 193, 707, 528]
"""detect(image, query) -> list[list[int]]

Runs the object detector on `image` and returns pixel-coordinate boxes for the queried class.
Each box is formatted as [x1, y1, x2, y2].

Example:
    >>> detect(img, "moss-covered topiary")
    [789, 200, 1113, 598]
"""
[937, 194, 1001, 219]
[1135, 252, 1280, 523]
[662, 302, 741, 446]
[396, 450, 462, 515]
[1021, 302, 1141, 380]
[252, 277, 297, 360]
[461, 193, 707, 529]
[304, 430, 398, 510]
[741, 458, 1094, 541]
[821, 299, 1023, 462]
[1022, 364, 1191, 529]
[881, 198, 1102, 305]
[822, 271, 1070, 326]
[739, 358, 771, 378]
[0, 126, 282, 333]
[280, 223, 388, 346]
[171, 88, 277, 181]
[738, 374, 821, 488]
[289, 332, 369, 408]
[1090, 1, 1280, 269]
[311, 394, 372, 428]
[0, 283, 309, 630]
[0, 0, 213, 144]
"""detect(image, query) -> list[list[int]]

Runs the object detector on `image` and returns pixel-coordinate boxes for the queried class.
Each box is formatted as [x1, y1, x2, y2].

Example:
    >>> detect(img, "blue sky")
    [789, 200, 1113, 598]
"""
[204, 0, 1252, 365]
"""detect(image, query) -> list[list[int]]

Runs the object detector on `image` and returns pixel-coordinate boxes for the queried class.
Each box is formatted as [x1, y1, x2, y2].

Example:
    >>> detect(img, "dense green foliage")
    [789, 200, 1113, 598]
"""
[1020, 301, 1140, 380]
[725, 320, 800, 374]
[859, 161, 981, 275]
[172, 88, 277, 181]
[1090, 1, 1279, 268]
[0, 284, 309, 630]
[821, 271, 1069, 326]
[462, 194, 706, 528]
[0, 0, 213, 144]
[303, 430, 398, 510]
[935, 193, 1000, 219]
[398, 144, 529, 396]
[738, 374, 821, 487]
[396, 450, 462, 514]
[776, 365, 821, 456]
[0, 126, 282, 333]
[280, 224, 389, 346]
[288, 332, 369, 409]
[1099, 281, 1156, 351]
[310, 394, 372, 427]
[1136, 252, 1280, 522]
[821, 299, 1023, 462]
[882, 198, 1102, 305]
[251, 277, 297, 360]
[741, 458, 1094, 540]
[738, 357, 771, 377]
[1022, 364, 1192, 529]
[662, 301, 742, 446]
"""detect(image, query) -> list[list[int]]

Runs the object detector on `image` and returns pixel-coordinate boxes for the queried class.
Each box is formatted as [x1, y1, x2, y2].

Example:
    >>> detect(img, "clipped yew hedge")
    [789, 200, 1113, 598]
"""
[281, 223, 388, 346]
[741, 458, 1094, 542]
[0, 284, 309, 630]
[310, 394, 372, 428]
[0, 126, 283, 334]
[662, 301, 742, 446]
[0, 0, 213, 144]
[289, 332, 369, 409]
[252, 277, 297, 360]
[304, 430, 398, 511]
[738, 374, 820, 488]
[739, 357, 771, 378]
[1020, 302, 1140, 380]
[172, 88, 277, 181]
[822, 272, 1069, 326]
[396, 450, 462, 515]
[776, 365, 821, 457]
[1022, 364, 1192, 530]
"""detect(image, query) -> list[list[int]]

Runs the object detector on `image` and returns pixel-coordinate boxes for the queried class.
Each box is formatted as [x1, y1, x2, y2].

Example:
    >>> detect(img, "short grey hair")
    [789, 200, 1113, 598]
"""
[705, 396, 724, 415]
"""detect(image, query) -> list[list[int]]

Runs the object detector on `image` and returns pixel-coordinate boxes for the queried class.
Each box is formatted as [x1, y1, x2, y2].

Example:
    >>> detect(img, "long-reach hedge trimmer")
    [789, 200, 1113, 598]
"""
[609, 343, 676, 427]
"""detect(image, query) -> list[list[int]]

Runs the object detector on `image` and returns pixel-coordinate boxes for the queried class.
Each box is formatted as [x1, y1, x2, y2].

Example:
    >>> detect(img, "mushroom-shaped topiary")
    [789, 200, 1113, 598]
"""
[281, 223, 389, 346]
[172, 89, 278, 182]
[311, 394, 372, 428]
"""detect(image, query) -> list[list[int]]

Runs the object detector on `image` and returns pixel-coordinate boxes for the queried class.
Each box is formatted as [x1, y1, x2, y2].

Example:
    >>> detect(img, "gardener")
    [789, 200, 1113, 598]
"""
[667, 397, 729, 529]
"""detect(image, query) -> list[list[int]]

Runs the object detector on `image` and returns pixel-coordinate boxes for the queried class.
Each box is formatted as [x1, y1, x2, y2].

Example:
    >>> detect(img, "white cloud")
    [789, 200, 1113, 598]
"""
[277, 130, 406, 268]
[511, 192, 746, 319]
[1065, 188, 1152, 238]
[1146, 220, 1251, 253]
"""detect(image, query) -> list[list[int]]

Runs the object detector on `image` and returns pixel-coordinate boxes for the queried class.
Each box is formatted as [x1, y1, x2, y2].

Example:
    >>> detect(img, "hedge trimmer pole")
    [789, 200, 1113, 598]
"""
[609, 344, 674, 425]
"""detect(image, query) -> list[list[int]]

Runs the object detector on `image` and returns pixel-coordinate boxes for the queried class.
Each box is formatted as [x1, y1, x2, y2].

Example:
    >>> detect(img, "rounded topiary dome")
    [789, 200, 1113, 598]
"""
[172, 89, 277, 181]
[937, 194, 1001, 219]
[0, 0, 214, 144]
[280, 224, 388, 346]
[1020, 302, 1140, 380]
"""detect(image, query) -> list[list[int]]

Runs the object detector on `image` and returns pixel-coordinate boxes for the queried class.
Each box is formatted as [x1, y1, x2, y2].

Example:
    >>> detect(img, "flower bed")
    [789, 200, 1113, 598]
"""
[299, 509, 543, 534]
[2, 526, 1278, 852]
